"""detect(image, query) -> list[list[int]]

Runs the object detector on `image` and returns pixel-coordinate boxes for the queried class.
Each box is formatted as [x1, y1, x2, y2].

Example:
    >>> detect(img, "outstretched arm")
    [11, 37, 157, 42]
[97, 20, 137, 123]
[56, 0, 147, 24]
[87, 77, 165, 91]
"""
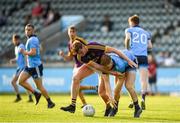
[86, 61, 124, 77]
[105, 46, 137, 68]
[101, 74, 117, 108]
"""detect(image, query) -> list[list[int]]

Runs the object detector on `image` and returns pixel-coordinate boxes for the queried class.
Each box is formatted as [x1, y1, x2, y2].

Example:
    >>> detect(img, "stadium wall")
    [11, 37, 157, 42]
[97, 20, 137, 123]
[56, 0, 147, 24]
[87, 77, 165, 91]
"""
[0, 67, 180, 93]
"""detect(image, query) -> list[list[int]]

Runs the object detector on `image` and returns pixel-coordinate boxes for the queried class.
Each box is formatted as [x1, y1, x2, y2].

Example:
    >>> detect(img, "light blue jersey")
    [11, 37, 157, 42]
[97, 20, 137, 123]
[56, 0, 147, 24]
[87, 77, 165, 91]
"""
[125, 26, 151, 56]
[109, 50, 136, 73]
[15, 43, 25, 69]
[26, 35, 41, 68]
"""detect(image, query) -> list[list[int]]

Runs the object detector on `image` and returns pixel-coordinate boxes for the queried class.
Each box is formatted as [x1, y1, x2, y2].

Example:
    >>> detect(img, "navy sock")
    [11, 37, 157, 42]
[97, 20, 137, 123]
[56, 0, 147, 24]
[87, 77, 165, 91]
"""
[133, 101, 140, 110]
[142, 94, 146, 101]
[17, 94, 21, 99]
[46, 98, 52, 104]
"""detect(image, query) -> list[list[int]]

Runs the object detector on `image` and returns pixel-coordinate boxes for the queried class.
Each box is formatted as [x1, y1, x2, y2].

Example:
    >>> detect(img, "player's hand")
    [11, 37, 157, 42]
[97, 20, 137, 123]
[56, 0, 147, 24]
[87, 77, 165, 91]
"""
[58, 51, 64, 57]
[108, 97, 117, 108]
[111, 71, 125, 77]
[20, 48, 25, 55]
[9, 59, 13, 64]
[128, 60, 138, 68]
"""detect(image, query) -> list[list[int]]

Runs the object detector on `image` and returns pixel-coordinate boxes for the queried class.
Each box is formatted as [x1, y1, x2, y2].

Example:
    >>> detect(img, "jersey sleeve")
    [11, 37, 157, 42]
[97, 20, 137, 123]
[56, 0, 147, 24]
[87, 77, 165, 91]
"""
[147, 32, 151, 40]
[75, 37, 88, 45]
[29, 38, 37, 49]
[87, 43, 106, 52]
[18, 44, 25, 52]
[125, 28, 130, 34]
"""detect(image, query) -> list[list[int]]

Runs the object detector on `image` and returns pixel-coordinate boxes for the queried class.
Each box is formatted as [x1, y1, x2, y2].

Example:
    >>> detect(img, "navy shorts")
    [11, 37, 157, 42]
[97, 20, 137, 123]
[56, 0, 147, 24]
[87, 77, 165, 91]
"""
[24, 64, 43, 79]
[125, 59, 137, 72]
[135, 56, 148, 68]
[15, 68, 24, 76]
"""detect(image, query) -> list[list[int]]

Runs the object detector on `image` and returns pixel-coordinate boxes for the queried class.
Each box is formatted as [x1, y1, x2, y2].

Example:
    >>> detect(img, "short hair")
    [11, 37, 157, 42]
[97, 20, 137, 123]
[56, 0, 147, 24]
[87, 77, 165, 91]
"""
[68, 25, 77, 31]
[12, 34, 20, 40]
[100, 54, 112, 66]
[72, 41, 83, 54]
[26, 23, 34, 29]
[128, 15, 140, 25]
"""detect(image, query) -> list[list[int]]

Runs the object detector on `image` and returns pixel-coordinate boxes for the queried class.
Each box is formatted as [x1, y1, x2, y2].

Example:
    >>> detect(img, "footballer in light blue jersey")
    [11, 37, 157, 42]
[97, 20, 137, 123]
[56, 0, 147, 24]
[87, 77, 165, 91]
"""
[26, 35, 41, 68]
[125, 15, 153, 110]
[109, 50, 136, 73]
[10, 34, 33, 103]
[15, 43, 26, 69]
[18, 24, 55, 108]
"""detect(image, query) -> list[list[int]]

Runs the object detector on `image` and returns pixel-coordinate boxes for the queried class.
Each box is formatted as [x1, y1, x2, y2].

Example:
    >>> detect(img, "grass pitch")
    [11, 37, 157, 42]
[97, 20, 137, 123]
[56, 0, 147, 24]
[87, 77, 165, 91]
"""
[0, 94, 180, 123]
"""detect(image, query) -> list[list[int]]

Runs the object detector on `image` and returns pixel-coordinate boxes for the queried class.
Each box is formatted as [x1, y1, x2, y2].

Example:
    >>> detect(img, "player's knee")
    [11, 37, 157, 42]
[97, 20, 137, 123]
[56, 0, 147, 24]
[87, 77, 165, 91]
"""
[98, 89, 105, 97]
[11, 80, 16, 85]
[18, 79, 23, 85]
[114, 89, 120, 96]
[72, 76, 81, 84]
[125, 82, 132, 90]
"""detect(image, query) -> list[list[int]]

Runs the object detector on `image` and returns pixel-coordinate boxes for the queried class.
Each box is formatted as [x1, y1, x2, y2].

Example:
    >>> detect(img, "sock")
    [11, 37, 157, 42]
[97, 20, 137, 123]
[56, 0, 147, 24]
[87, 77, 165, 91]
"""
[90, 86, 95, 90]
[33, 91, 39, 95]
[71, 98, 76, 106]
[133, 101, 140, 110]
[106, 102, 111, 109]
[142, 93, 146, 102]
[115, 101, 119, 109]
[29, 95, 33, 100]
[46, 98, 52, 104]
[17, 94, 21, 99]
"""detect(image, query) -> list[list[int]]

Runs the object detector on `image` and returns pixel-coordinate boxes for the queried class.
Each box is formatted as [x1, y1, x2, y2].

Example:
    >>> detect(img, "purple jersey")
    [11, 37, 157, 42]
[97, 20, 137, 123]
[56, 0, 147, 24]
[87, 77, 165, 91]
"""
[77, 42, 106, 64]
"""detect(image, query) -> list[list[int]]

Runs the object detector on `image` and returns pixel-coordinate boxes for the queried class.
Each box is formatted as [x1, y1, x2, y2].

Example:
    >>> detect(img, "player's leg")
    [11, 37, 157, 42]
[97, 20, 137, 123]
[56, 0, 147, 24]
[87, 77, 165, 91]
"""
[33, 77, 55, 108]
[18, 71, 34, 93]
[60, 65, 94, 113]
[11, 74, 21, 102]
[19, 69, 41, 105]
[139, 67, 148, 110]
[79, 87, 87, 108]
[125, 71, 142, 118]
[98, 74, 112, 116]
[109, 76, 125, 117]
[26, 89, 33, 102]
[79, 85, 98, 108]
[80, 85, 98, 91]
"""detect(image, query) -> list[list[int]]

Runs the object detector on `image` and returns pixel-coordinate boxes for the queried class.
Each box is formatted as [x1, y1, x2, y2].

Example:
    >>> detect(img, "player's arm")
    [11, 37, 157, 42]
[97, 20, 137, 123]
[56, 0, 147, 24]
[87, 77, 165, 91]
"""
[9, 58, 16, 64]
[124, 32, 131, 49]
[101, 74, 117, 108]
[148, 39, 153, 49]
[20, 48, 36, 56]
[105, 46, 138, 68]
[58, 51, 73, 61]
[86, 61, 124, 76]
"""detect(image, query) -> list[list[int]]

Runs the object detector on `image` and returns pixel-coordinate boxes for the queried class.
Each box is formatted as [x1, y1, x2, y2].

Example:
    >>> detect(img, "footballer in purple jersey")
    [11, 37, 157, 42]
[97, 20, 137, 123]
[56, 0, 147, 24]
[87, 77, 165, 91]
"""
[72, 41, 142, 117]
[60, 40, 138, 116]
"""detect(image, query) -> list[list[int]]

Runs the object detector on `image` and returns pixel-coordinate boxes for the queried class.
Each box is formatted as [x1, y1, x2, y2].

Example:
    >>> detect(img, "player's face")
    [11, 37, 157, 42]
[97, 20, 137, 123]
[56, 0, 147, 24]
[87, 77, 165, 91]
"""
[128, 20, 133, 27]
[12, 38, 19, 46]
[25, 26, 34, 37]
[77, 46, 87, 57]
[68, 29, 76, 39]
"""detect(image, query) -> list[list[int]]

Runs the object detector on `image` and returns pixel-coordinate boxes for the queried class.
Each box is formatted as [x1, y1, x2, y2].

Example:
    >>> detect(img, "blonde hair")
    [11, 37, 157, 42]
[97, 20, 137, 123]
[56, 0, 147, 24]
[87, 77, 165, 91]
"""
[100, 54, 112, 66]
[72, 41, 83, 54]
[128, 15, 139, 25]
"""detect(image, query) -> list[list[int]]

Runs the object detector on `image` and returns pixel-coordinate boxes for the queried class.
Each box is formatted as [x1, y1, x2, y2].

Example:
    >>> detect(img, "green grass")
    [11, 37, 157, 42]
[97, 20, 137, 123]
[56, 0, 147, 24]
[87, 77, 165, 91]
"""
[0, 94, 180, 123]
